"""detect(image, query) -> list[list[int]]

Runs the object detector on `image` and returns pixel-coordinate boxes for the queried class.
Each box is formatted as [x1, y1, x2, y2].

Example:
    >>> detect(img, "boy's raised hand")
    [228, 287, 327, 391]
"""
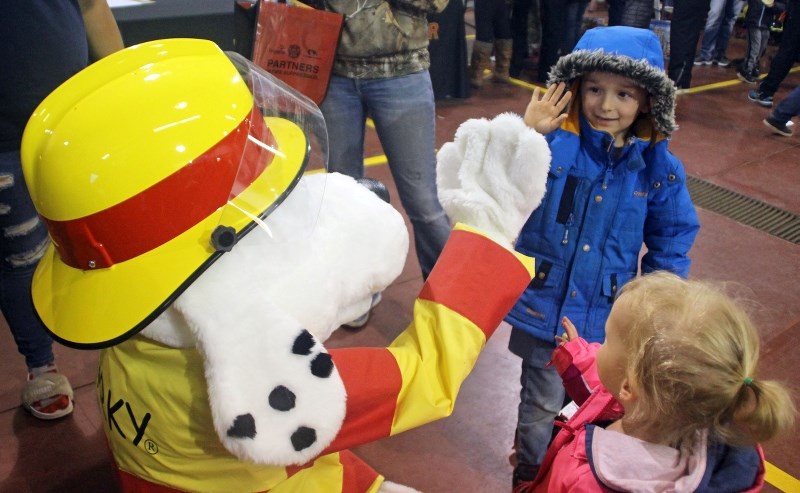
[524, 82, 572, 134]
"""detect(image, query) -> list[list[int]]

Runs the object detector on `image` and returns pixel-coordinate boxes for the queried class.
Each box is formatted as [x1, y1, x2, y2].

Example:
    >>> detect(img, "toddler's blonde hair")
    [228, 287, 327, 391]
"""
[617, 272, 795, 448]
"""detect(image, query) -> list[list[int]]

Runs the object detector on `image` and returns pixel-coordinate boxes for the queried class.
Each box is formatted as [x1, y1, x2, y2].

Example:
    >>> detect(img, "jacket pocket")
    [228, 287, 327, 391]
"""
[581, 272, 636, 341]
[556, 174, 579, 225]
[601, 271, 636, 303]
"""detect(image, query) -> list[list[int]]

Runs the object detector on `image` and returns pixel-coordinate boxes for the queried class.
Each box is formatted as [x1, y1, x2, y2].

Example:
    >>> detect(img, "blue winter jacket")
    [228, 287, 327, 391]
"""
[506, 112, 699, 344]
[506, 26, 699, 346]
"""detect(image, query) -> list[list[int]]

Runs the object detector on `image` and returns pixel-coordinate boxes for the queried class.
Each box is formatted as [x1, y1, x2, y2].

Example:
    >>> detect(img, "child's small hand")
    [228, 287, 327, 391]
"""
[524, 82, 572, 134]
[555, 316, 579, 346]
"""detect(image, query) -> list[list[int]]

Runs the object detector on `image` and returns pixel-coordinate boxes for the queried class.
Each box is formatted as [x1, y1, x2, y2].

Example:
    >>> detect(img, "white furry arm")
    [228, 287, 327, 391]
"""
[436, 112, 551, 248]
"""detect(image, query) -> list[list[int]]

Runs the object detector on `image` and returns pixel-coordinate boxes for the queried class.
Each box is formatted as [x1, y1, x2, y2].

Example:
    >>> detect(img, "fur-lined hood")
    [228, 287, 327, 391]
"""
[548, 26, 677, 137]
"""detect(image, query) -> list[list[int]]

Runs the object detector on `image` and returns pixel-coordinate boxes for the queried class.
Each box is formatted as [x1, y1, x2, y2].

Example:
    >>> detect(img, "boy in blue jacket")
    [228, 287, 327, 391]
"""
[506, 26, 700, 486]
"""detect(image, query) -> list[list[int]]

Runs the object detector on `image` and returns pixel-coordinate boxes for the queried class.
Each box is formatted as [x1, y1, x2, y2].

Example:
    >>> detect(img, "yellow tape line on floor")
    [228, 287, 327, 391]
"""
[678, 65, 800, 94]
[364, 155, 387, 167]
[765, 461, 800, 492]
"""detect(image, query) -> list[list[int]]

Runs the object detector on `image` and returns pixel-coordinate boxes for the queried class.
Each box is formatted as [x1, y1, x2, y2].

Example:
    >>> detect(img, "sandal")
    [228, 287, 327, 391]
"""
[22, 365, 74, 420]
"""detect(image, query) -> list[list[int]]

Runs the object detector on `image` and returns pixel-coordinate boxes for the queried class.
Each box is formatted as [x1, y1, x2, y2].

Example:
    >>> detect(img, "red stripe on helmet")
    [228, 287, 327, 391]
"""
[44, 106, 275, 270]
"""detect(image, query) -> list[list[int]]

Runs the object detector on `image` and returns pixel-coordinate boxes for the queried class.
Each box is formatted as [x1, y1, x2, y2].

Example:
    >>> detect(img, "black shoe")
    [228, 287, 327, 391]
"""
[512, 463, 540, 489]
[714, 56, 732, 67]
[737, 68, 758, 84]
[748, 89, 774, 107]
[764, 116, 793, 136]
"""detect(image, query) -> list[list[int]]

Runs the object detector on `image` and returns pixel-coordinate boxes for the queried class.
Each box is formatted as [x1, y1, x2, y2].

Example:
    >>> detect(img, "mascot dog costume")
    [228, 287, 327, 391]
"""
[21, 39, 551, 492]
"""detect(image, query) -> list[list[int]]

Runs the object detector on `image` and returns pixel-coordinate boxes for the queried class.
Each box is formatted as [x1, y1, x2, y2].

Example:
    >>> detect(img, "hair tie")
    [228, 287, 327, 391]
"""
[743, 377, 753, 387]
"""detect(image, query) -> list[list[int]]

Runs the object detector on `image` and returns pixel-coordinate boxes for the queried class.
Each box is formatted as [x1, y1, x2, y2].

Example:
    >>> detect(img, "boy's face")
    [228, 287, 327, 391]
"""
[580, 72, 650, 147]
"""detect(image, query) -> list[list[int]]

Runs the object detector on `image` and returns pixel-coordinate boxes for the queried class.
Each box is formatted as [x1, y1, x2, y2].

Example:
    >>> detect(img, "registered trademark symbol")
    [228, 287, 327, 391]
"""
[144, 439, 158, 455]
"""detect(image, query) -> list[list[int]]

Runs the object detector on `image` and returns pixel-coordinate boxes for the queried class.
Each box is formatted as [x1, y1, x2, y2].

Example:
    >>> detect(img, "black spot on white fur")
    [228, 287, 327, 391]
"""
[292, 330, 315, 355]
[227, 413, 256, 439]
[269, 385, 296, 411]
[226, 330, 335, 451]
[310, 353, 333, 378]
[291, 426, 317, 451]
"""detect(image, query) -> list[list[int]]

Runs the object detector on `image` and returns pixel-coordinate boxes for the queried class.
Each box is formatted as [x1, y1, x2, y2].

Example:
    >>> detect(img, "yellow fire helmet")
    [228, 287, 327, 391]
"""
[21, 39, 328, 349]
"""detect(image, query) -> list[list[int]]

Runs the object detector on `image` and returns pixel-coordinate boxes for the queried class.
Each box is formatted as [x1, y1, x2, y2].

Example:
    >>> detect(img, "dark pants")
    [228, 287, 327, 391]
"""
[537, 0, 565, 82]
[536, 0, 587, 82]
[563, 0, 590, 55]
[668, 0, 713, 88]
[510, 0, 538, 77]
[510, 0, 588, 81]
[760, 0, 800, 96]
[607, 0, 626, 26]
[474, 0, 512, 42]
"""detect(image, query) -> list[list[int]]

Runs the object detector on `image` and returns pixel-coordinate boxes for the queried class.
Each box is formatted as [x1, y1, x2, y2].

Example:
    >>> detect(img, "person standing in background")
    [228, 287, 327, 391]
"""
[509, 0, 541, 78]
[737, 0, 786, 84]
[763, 84, 800, 135]
[748, 0, 800, 106]
[536, 0, 590, 83]
[694, 0, 744, 66]
[0, 0, 123, 419]
[309, 0, 452, 284]
[470, 0, 514, 87]
[668, 0, 713, 88]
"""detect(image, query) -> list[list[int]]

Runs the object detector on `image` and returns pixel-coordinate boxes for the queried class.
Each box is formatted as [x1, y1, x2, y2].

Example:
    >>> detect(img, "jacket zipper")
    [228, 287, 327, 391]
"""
[561, 212, 574, 245]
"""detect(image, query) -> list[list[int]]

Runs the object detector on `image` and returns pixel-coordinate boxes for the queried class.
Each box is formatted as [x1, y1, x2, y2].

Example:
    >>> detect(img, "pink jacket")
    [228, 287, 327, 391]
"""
[521, 339, 766, 493]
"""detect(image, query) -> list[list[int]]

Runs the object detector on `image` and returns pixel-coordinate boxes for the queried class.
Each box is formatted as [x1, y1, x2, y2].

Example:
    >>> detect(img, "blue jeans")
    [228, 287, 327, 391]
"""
[0, 150, 54, 369]
[320, 72, 451, 278]
[698, 0, 742, 60]
[772, 85, 800, 123]
[513, 331, 565, 467]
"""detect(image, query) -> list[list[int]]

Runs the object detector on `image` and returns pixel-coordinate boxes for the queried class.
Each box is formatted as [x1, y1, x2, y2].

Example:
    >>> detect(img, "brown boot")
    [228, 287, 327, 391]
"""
[470, 40, 493, 88]
[493, 39, 513, 83]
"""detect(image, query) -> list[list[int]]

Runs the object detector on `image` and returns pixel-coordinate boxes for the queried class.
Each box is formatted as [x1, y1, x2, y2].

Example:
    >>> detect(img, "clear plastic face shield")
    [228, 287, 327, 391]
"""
[211, 51, 328, 254]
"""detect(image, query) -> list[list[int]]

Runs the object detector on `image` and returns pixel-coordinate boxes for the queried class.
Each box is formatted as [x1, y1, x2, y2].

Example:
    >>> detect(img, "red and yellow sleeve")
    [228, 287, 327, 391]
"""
[326, 224, 534, 452]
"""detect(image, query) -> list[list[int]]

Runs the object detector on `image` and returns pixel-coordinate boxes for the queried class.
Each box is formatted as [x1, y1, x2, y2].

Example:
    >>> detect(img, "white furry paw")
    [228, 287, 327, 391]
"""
[437, 112, 551, 247]
[173, 283, 347, 466]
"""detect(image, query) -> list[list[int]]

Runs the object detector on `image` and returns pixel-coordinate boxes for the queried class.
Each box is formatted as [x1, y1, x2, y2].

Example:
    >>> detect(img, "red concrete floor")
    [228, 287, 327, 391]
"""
[2, 33, 799, 493]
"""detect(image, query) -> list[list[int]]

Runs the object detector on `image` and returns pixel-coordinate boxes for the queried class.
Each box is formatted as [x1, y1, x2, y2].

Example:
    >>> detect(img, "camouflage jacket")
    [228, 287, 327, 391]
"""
[309, 0, 449, 78]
